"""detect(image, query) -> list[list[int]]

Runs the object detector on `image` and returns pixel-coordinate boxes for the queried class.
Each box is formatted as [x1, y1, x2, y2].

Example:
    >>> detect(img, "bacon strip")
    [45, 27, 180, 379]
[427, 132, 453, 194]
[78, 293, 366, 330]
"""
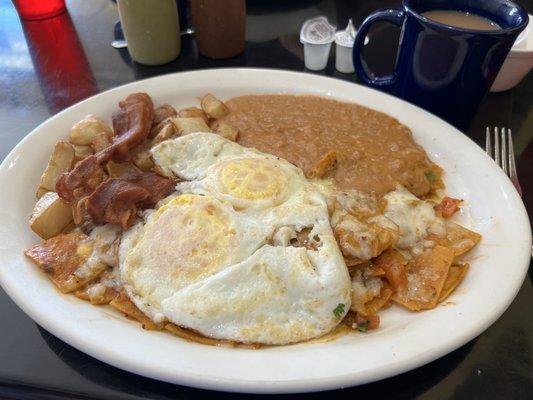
[110, 93, 154, 162]
[86, 171, 174, 229]
[56, 155, 105, 202]
[56, 93, 155, 202]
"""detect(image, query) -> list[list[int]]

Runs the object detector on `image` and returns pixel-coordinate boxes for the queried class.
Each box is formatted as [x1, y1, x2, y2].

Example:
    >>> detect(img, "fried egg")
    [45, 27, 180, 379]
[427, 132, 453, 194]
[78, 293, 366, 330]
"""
[120, 194, 271, 323]
[152, 132, 327, 228]
[119, 132, 351, 344]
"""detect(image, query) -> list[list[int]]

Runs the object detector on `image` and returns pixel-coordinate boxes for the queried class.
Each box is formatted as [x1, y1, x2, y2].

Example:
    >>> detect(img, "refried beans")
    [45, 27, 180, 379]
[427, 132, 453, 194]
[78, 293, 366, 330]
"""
[221, 95, 437, 197]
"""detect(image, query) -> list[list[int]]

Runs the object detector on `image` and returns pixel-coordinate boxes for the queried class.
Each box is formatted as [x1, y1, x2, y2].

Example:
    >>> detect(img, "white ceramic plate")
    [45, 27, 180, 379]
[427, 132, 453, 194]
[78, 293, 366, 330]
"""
[0, 69, 530, 394]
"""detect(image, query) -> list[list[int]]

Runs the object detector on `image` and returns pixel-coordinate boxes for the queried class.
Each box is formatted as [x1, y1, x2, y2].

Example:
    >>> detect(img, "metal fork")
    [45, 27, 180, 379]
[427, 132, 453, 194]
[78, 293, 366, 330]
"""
[485, 127, 522, 197]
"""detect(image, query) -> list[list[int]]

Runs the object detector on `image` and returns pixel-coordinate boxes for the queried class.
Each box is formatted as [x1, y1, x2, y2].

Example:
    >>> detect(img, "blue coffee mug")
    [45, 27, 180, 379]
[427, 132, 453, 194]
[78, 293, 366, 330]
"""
[353, 0, 528, 129]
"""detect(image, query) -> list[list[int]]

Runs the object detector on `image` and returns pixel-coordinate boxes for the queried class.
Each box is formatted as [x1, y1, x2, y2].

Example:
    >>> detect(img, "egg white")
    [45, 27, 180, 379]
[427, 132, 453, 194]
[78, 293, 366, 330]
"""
[120, 193, 271, 322]
[162, 227, 351, 345]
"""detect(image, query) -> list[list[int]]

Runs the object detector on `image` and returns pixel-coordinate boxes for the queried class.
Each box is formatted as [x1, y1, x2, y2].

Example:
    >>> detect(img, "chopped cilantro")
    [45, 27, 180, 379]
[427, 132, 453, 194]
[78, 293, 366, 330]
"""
[425, 170, 439, 183]
[333, 303, 345, 318]
[357, 320, 369, 332]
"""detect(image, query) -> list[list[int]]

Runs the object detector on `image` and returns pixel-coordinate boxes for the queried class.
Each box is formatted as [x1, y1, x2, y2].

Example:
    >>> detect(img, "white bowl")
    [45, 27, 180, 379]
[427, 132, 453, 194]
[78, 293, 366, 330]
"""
[491, 17, 533, 92]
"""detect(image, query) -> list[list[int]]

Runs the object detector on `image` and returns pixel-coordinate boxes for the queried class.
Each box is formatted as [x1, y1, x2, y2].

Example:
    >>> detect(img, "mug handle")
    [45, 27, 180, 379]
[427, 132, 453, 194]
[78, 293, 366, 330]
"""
[353, 9, 405, 90]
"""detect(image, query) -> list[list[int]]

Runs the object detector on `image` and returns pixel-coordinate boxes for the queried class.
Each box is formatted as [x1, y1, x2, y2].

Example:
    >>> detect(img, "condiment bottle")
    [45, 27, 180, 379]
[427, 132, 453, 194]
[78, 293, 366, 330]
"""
[117, 0, 181, 65]
[191, 0, 246, 59]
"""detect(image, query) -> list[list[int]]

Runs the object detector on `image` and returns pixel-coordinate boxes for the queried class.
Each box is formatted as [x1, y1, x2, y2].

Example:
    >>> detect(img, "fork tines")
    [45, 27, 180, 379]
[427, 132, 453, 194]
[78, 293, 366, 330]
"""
[485, 126, 522, 196]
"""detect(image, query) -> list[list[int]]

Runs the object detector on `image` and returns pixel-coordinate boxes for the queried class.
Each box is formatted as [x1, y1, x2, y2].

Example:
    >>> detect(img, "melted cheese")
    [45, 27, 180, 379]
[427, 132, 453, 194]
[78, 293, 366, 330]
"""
[383, 187, 445, 249]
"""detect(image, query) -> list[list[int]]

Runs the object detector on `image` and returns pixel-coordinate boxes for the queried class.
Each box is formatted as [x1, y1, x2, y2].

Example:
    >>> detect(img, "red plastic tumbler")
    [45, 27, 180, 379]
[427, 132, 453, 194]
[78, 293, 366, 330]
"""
[12, 0, 66, 20]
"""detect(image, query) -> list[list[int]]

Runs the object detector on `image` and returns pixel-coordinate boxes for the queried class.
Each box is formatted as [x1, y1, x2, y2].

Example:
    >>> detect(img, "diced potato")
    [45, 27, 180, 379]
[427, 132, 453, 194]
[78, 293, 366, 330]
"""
[201, 94, 230, 119]
[72, 144, 94, 163]
[133, 150, 154, 171]
[178, 107, 208, 122]
[91, 132, 113, 153]
[153, 104, 177, 125]
[39, 141, 75, 192]
[70, 115, 113, 146]
[106, 161, 139, 177]
[216, 123, 239, 141]
[170, 117, 211, 135]
[30, 192, 73, 239]
[36, 187, 49, 199]
[62, 221, 76, 233]
[151, 122, 175, 146]
[150, 118, 173, 138]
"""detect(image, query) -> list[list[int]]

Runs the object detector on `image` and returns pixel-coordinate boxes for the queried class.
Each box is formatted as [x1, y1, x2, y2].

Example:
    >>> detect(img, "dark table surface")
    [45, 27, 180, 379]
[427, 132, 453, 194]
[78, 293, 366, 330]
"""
[0, 0, 532, 399]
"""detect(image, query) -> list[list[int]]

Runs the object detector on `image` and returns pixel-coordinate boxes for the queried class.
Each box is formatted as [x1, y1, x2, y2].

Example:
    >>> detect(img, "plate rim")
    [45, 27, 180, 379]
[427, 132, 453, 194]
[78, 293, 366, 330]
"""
[0, 68, 531, 394]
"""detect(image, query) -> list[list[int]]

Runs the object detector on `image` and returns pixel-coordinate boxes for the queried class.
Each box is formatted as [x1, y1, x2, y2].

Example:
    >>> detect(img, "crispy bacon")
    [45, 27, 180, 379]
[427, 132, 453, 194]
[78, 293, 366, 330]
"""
[86, 179, 148, 228]
[56, 93, 155, 202]
[86, 170, 174, 228]
[110, 93, 154, 162]
[56, 155, 105, 202]
[119, 170, 176, 203]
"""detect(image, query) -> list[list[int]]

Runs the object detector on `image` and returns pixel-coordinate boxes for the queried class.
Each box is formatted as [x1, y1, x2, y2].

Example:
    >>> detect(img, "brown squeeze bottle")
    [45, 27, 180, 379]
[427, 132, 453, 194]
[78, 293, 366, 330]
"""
[191, 0, 246, 59]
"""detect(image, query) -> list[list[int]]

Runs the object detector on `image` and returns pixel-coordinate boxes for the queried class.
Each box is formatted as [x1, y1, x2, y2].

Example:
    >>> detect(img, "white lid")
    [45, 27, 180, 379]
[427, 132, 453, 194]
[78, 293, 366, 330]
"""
[335, 31, 354, 47]
[300, 16, 336, 45]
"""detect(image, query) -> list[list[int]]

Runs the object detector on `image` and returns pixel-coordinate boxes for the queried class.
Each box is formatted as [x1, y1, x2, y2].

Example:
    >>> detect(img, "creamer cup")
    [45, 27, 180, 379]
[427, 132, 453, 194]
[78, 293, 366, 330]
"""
[335, 19, 356, 73]
[300, 16, 335, 70]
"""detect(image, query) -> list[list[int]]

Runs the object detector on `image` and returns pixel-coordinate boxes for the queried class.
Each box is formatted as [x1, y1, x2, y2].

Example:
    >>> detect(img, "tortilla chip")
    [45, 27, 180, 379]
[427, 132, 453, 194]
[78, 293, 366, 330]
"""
[393, 245, 454, 311]
[350, 263, 391, 315]
[334, 212, 396, 262]
[74, 283, 118, 305]
[109, 291, 164, 330]
[441, 222, 481, 256]
[345, 257, 366, 267]
[373, 249, 408, 291]
[362, 284, 393, 316]
[25, 232, 105, 293]
[438, 263, 469, 302]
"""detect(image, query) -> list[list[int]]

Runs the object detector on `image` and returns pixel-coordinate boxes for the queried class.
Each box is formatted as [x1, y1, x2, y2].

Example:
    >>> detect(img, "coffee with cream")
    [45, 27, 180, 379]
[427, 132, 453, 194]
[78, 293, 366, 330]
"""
[422, 9, 501, 31]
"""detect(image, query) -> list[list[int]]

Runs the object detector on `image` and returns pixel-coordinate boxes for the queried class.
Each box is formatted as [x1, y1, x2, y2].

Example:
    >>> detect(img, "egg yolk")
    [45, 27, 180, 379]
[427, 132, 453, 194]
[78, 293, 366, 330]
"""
[219, 158, 287, 201]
